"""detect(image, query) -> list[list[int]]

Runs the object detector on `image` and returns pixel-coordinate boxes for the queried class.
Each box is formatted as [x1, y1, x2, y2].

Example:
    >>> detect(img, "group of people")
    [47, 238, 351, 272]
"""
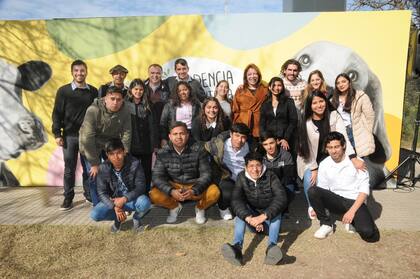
[52, 57, 380, 266]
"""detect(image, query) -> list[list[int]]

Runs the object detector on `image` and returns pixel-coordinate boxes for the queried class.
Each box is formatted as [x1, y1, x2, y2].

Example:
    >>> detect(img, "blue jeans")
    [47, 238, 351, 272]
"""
[90, 195, 151, 222]
[303, 168, 314, 207]
[81, 153, 106, 206]
[233, 212, 282, 248]
[346, 125, 356, 149]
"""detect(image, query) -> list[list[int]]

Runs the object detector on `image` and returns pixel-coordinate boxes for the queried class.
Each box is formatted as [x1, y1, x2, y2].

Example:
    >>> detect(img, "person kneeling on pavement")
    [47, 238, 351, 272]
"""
[150, 121, 220, 224]
[90, 138, 151, 233]
[222, 152, 288, 266]
[308, 131, 380, 242]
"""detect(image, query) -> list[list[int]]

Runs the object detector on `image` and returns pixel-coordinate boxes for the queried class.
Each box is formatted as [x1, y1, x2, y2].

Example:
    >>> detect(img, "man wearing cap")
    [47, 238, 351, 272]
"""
[79, 86, 132, 205]
[52, 59, 98, 210]
[166, 58, 206, 102]
[98, 65, 129, 98]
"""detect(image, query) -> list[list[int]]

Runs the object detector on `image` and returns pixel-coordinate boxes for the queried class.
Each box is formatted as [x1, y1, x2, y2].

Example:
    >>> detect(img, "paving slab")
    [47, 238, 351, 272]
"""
[1, 185, 419, 232]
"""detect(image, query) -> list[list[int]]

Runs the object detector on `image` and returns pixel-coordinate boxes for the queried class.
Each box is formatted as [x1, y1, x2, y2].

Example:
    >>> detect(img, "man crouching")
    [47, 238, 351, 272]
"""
[222, 152, 288, 266]
[150, 121, 220, 224]
[90, 138, 151, 233]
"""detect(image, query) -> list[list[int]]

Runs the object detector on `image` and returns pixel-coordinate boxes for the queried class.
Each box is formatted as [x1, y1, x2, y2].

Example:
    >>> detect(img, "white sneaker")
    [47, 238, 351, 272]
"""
[166, 204, 182, 223]
[345, 223, 356, 234]
[314, 225, 334, 239]
[195, 206, 206, 224]
[219, 208, 233, 220]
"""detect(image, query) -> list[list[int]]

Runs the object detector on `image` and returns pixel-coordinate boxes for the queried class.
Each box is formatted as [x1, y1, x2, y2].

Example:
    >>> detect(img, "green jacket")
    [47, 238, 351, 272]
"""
[204, 131, 231, 183]
[79, 98, 131, 165]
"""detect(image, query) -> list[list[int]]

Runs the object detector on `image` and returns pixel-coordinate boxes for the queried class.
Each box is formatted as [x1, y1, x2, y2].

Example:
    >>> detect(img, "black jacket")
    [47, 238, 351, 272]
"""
[152, 141, 212, 196]
[145, 79, 171, 137]
[259, 95, 297, 142]
[231, 169, 287, 220]
[128, 101, 158, 155]
[97, 156, 146, 209]
[263, 148, 296, 186]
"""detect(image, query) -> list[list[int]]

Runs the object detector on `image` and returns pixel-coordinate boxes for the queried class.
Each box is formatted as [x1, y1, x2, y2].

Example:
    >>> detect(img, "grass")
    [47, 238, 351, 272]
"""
[1, 225, 420, 278]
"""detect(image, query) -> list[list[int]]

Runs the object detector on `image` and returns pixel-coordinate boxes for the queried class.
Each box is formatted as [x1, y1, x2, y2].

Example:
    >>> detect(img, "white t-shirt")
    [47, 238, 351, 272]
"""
[317, 155, 369, 200]
[337, 102, 352, 127]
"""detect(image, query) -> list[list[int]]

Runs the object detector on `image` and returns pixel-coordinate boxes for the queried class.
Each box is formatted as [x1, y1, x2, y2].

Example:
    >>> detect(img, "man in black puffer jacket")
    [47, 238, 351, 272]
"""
[150, 121, 220, 225]
[221, 152, 287, 266]
[90, 139, 150, 233]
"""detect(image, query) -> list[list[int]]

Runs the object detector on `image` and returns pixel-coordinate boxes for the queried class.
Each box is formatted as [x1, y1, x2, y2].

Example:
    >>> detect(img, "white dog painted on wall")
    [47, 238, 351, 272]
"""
[0, 58, 51, 186]
[294, 41, 393, 188]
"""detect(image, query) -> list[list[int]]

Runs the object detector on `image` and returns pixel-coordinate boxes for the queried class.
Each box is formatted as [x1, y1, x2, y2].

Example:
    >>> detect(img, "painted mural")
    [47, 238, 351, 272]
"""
[0, 11, 411, 186]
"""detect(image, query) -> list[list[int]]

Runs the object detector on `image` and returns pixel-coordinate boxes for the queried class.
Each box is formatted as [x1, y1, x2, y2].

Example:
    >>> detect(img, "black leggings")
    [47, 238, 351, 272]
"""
[308, 186, 380, 243]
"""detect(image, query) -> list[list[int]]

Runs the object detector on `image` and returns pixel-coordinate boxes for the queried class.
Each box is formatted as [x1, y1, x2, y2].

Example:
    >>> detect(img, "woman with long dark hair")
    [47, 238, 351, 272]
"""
[297, 91, 364, 219]
[191, 97, 231, 143]
[331, 73, 375, 158]
[160, 81, 201, 146]
[127, 78, 158, 190]
[260, 77, 297, 151]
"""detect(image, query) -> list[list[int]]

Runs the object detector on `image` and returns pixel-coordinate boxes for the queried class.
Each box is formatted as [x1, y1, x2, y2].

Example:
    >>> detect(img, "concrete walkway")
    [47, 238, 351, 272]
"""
[0, 184, 419, 231]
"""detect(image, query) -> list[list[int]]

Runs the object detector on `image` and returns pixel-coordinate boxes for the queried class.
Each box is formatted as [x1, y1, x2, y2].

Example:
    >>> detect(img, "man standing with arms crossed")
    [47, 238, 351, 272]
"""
[52, 60, 98, 210]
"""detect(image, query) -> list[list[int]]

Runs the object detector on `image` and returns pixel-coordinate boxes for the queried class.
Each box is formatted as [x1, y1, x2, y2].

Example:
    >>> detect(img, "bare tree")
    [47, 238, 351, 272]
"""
[349, 0, 420, 26]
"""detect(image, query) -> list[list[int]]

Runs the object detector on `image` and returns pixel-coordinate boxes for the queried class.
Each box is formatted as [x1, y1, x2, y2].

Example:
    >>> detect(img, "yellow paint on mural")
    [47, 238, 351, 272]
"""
[0, 11, 411, 185]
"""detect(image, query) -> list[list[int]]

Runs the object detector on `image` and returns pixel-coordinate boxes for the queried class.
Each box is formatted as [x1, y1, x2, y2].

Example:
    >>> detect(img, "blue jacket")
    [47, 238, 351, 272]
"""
[97, 155, 146, 209]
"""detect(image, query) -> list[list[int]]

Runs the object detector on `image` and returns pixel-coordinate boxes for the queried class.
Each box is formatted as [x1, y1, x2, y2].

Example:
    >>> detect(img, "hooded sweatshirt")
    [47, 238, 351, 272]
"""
[79, 97, 131, 165]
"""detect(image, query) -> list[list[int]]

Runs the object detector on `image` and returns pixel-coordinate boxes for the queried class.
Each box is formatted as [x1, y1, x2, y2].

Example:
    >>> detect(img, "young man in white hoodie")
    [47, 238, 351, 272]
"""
[221, 152, 288, 266]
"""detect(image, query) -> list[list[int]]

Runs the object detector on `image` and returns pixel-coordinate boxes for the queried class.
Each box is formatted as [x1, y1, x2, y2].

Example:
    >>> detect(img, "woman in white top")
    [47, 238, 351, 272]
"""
[297, 91, 365, 219]
[214, 80, 232, 119]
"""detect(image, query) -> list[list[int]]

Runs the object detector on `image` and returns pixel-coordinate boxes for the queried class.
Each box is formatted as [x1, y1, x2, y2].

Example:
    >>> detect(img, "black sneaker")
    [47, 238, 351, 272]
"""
[264, 244, 283, 265]
[111, 221, 121, 233]
[132, 218, 150, 232]
[221, 243, 243, 266]
[59, 199, 73, 211]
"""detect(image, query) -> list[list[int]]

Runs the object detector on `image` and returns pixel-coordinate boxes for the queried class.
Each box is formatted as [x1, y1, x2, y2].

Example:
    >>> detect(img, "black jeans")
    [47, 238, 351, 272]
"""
[217, 178, 235, 210]
[62, 136, 89, 201]
[308, 186, 380, 243]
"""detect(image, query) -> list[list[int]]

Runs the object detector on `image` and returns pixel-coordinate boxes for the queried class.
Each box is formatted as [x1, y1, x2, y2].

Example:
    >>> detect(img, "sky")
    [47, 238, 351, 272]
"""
[0, 0, 286, 20]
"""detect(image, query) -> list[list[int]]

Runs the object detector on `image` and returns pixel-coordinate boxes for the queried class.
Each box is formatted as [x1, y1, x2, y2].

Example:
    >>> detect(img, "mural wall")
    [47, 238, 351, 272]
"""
[0, 11, 411, 186]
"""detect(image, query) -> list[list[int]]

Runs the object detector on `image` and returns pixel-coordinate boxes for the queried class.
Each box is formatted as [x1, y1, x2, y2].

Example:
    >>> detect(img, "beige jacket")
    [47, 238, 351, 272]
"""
[297, 111, 355, 178]
[350, 90, 375, 157]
